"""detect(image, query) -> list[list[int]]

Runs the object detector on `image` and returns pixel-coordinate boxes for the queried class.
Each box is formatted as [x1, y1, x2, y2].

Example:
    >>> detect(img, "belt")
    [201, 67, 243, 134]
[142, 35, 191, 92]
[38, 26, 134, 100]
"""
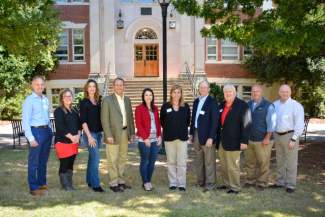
[32, 125, 49, 129]
[122, 126, 127, 130]
[275, 130, 294, 135]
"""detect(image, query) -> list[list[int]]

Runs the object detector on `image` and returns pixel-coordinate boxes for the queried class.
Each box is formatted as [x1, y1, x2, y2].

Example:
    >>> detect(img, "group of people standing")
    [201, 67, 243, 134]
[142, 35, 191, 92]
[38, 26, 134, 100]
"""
[22, 76, 304, 197]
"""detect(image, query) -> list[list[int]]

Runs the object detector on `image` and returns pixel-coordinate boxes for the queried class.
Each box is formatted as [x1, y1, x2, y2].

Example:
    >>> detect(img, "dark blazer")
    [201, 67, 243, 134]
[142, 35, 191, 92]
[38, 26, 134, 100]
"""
[190, 95, 219, 145]
[54, 107, 81, 144]
[217, 97, 252, 151]
[160, 102, 191, 141]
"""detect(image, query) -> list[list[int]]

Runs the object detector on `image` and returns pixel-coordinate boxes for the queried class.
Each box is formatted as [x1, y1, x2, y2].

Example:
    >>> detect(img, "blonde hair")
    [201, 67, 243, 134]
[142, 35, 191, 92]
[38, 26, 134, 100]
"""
[59, 88, 73, 113]
[169, 84, 185, 106]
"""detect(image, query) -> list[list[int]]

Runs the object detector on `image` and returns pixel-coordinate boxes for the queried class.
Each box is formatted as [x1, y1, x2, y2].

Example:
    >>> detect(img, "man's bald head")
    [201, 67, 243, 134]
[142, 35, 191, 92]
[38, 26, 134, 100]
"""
[278, 84, 292, 102]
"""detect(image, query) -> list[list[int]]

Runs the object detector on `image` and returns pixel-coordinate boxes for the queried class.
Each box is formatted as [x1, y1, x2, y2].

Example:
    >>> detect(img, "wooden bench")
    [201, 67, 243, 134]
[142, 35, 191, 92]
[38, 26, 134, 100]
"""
[10, 119, 56, 149]
[303, 115, 310, 142]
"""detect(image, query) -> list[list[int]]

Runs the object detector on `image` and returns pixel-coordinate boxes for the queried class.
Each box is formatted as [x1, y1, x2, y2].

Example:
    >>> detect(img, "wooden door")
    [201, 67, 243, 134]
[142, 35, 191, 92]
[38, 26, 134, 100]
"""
[134, 44, 159, 77]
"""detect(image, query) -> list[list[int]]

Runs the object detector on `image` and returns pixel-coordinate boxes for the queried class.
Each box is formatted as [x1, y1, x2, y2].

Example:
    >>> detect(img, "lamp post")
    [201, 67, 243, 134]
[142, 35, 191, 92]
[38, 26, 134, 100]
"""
[158, 0, 170, 155]
[158, 0, 170, 103]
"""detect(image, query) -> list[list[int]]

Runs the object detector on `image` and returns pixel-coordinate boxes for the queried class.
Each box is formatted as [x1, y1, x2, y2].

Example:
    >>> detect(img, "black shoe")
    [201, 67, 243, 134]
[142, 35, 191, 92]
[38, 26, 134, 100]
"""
[110, 186, 123, 192]
[179, 187, 186, 192]
[227, 189, 239, 194]
[244, 183, 255, 188]
[169, 186, 177, 190]
[286, 188, 295, 193]
[269, 184, 283, 189]
[216, 185, 228, 190]
[87, 183, 91, 188]
[119, 184, 131, 190]
[255, 185, 265, 191]
[93, 186, 105, 193]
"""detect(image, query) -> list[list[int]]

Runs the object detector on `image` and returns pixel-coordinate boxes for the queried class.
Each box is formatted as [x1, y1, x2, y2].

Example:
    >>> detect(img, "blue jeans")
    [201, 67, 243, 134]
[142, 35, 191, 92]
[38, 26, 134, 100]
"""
[28, 127, 52, 191]
[138, 141, 160, 184]
[84, 132, 103, 188]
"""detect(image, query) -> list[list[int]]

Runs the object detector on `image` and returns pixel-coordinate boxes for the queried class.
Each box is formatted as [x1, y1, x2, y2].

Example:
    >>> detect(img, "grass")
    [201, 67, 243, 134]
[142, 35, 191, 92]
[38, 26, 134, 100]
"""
[0, 143, 324, 217]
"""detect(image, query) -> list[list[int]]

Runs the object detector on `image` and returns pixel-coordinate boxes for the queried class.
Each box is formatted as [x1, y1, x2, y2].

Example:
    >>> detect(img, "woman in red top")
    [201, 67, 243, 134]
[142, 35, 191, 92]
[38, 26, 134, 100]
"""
[135, 88, 162, 191]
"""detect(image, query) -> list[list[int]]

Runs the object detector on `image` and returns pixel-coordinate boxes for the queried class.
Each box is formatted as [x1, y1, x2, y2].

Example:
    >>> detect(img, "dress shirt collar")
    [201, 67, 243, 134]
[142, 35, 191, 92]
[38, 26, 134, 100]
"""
[114, 92, 124, 100]
[199, 95, 208, 101]
[279, 97, 292, 104]
[32, 91, 44, 98]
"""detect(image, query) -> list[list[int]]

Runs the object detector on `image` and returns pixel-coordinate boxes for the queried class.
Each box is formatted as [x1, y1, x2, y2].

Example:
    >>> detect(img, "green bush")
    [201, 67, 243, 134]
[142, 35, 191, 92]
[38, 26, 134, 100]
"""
[209, 83, 224, 103]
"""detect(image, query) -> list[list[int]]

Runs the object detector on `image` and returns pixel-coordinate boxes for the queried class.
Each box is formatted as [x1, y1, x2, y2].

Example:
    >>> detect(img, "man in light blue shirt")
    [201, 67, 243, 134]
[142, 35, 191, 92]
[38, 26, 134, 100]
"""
[22, 76, 52, 196]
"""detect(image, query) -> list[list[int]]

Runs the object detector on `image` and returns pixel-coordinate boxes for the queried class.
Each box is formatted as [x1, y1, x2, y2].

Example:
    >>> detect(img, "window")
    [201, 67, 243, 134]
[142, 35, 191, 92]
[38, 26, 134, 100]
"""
[207, 37, 217, 61]
[141, 7, 152, 15]
[221, 38, 239, 60]
[55, 30, 68, 61]
[51, 88, 64, 109]
[72, 29, 85, 61]
[135, 28, 157, 40]
[56, 0, 84, 2]
[242, 86, 252, 101]
[244, 46, 253, 59]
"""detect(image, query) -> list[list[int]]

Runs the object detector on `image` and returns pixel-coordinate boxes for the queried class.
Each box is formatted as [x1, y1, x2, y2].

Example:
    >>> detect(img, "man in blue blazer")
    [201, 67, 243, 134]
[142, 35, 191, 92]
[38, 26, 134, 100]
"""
[189, 80, 219, 192]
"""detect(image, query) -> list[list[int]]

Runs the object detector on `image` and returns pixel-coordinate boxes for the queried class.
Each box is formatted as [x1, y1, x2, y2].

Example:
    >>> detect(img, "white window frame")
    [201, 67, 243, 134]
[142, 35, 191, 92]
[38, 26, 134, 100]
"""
[55, 0, 89, 5]
[221, 38, 240, 62]
[206, 37, 218, 63]
[72, 29, 85, 62]
[56, 30, 69, 62]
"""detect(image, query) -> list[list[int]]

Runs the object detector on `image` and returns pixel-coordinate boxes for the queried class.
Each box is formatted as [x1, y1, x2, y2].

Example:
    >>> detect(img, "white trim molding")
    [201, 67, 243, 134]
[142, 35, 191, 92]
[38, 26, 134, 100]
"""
[62, 21, 87, 29]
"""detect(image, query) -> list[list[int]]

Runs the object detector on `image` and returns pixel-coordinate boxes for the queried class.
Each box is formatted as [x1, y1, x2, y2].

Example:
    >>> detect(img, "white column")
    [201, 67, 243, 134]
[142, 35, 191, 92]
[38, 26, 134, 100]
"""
[179, 15, 195, 74]
[102, 0, 116, 78]
[194, 17, 205, 74]
[89, 0, 101, 74]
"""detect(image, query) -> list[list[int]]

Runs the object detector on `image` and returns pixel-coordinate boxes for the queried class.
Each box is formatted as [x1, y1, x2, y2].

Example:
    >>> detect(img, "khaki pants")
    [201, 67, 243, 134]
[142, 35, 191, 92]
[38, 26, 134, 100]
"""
[244, 140, 273, 187]
[274, 132, 299, 189]
[218, 144, 241, 191]
[193, 130, 216, 186]
[105, 130, 129, 186]
[165, 140, 188, 188]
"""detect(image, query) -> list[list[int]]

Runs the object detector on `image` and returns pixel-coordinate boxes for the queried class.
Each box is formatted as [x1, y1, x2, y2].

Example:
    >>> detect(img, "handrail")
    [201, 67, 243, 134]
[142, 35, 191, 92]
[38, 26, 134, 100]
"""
[102, 62, 110, 97]
[184, 62, 198, 97]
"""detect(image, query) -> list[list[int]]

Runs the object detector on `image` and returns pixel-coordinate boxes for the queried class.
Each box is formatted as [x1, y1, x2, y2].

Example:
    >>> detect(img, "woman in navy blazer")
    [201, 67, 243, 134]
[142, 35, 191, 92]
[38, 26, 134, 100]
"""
[135, 88, 162, 191]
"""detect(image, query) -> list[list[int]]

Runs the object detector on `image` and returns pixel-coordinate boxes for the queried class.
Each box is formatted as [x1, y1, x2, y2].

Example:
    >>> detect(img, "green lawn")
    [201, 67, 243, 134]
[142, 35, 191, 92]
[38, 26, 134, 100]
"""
[0, 145, 324, 217]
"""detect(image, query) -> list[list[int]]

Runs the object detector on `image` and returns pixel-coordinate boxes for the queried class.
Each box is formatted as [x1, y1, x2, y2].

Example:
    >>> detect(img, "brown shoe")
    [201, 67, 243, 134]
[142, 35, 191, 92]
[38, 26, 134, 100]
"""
[30, 189, 44, 196]
[39, 185, 48, 190]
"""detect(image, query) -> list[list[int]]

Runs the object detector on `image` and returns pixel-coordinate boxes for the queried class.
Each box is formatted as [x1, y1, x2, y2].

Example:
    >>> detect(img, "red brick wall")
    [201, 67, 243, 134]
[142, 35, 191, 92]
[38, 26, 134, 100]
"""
[49, 5, 90, 80]
[205, 64, 255, 78]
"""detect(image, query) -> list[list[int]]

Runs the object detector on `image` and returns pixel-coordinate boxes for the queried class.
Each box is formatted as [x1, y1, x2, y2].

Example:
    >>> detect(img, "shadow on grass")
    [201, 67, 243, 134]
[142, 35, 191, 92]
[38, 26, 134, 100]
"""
[0, 144, 324, 217]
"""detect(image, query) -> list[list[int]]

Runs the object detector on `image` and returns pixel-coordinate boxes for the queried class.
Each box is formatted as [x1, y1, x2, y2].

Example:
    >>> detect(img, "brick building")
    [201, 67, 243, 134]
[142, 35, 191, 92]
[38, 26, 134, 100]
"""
[47, 0, 276, 109]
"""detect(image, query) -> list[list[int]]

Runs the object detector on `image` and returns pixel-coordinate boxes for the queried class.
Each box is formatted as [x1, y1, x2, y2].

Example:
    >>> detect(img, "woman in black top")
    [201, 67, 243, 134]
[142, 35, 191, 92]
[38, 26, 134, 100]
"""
[160, 85, 191, 191]
[54, 89, 81, 191]
[79, 79, 104, 192]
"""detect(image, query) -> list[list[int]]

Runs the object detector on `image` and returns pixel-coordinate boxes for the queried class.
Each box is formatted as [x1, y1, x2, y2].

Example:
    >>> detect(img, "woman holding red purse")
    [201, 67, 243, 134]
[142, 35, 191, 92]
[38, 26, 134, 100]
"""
[54, 89, 81, 191]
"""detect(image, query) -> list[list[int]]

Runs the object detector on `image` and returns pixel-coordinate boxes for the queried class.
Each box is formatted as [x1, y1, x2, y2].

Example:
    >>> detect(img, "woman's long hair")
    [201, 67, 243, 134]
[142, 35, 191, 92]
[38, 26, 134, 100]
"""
[169, 84, 184, 106]
[83, 79, 101, 102]
[59, 88, 73, 113]
[141, 88, 155, 111]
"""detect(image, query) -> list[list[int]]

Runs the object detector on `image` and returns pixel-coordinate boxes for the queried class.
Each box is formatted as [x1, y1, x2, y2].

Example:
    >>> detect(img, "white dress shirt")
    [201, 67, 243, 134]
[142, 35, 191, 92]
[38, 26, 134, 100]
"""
[273, 97, 304, 140]
[194, 95, 208, 128]
[115, 93, 127, 127]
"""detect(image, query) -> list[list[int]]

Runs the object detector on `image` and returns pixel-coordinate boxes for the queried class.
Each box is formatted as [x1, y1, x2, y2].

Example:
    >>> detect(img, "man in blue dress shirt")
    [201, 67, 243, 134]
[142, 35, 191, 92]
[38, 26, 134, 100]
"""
[22, 76, 53, 196]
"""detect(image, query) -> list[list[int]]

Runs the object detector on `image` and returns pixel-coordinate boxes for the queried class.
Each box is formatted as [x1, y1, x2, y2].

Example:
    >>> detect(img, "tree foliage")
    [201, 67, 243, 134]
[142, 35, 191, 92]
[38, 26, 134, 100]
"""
[0, 0, 61, 67]
[173, 0, 325, 117]
[0, 0, 62, 119]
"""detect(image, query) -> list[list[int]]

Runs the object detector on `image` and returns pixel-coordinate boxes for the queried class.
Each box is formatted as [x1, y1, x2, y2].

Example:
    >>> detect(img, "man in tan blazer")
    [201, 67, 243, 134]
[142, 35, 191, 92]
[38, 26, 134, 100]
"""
[101, 77, 135, 192]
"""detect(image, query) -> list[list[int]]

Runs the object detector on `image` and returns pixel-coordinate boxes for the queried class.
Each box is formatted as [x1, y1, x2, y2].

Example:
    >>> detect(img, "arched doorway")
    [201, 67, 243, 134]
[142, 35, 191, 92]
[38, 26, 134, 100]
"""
[134, 28, 159, 77]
